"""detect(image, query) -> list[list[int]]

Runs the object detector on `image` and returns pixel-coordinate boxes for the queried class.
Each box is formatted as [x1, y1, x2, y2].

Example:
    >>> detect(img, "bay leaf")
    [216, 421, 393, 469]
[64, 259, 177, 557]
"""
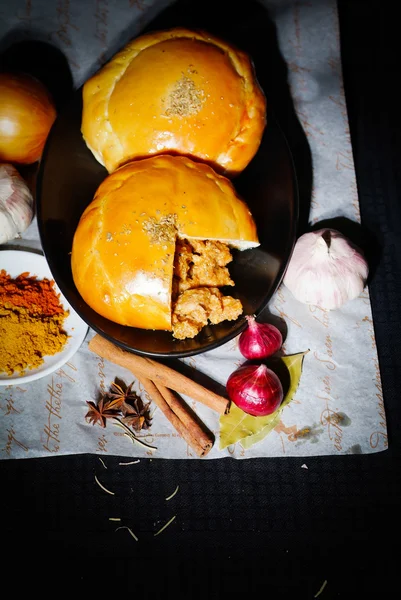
[219, 352, 308, 451]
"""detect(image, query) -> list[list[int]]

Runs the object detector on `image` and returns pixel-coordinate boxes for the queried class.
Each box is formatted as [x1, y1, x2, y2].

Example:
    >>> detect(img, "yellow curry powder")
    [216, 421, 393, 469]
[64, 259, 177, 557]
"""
[0, 270, 69, 375]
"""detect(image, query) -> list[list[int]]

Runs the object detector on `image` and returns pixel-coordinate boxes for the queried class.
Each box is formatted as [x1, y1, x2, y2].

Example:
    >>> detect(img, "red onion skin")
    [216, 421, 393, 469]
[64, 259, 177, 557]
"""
[226, 364, 284, 417]
[239, 316, 282, 360]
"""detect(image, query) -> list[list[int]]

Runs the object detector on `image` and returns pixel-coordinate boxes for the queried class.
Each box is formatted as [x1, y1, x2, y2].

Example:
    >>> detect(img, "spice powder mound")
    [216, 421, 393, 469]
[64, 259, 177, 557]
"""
[142, 213, 178, 244]
[0, 269, 70, 376]
[165, 75, 204, 117]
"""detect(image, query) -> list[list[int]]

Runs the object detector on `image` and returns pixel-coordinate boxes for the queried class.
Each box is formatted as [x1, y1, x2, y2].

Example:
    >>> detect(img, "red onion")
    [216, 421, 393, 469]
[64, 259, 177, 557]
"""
[226, 363, 283, 416]
[238, 315, 282, 360]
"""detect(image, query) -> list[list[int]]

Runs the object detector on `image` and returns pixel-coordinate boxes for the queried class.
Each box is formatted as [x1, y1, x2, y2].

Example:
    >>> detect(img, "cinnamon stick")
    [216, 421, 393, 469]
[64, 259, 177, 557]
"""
[153, 382, 214, 453]
[88, 334, 229, 414]
[136, 375, 213, 457]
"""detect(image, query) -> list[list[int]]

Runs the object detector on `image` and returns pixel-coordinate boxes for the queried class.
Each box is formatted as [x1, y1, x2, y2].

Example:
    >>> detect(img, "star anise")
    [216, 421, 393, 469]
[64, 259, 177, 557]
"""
[121, 395, 152, 431]
[85, 396, 119, 428]
[106, 381, 139, 414]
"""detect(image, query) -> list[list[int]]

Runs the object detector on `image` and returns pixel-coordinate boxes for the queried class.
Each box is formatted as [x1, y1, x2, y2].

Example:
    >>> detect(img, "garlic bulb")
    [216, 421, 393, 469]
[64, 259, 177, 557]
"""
[283, 228, 369, 310]
[0, 163, 34, 244]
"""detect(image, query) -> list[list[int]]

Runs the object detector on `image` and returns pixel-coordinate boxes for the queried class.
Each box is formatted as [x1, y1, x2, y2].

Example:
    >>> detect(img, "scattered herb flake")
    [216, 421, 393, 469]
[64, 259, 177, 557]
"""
[314, 580, 328, 598]
[115, 526, 139, 542]
[94, 475, 115, 496]
[165, 485, 180, 501]
[165, 75, 204, 116]
[154, 515, 176, 537]
[142, 213, 177, 245]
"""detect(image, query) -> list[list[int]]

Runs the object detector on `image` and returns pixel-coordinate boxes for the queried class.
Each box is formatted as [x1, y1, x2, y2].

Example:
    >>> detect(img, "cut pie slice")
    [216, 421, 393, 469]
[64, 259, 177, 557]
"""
[71, 155, 259, 335]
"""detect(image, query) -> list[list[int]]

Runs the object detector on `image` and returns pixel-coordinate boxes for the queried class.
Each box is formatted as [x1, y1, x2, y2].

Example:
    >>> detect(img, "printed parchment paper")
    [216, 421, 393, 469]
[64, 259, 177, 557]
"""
[0, 0, 387, 459]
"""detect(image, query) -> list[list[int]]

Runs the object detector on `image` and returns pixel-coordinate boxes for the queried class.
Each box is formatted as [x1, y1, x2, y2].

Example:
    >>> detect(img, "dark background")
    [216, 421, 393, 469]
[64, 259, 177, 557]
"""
[1, 0, 400, 596]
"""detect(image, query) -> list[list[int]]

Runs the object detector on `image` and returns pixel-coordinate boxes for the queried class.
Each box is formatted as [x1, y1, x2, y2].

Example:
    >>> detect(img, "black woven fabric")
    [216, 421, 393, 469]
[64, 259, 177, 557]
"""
[1, 1, 400, 596]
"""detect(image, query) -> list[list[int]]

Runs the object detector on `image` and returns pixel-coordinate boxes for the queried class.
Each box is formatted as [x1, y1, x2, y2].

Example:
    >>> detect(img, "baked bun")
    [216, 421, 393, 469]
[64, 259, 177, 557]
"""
[81, 28, 266, 176]
[71, 155, 259, 331]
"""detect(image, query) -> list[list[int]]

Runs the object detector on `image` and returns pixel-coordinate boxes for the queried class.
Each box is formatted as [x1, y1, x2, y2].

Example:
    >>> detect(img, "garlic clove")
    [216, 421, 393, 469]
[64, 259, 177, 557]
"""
[283, 228, 369, 310]
[0, 163, 34, 244]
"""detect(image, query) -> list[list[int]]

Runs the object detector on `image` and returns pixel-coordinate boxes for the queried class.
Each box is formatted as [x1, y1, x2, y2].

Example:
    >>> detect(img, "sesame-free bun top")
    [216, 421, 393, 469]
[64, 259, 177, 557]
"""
[71, 155, 259, 331]
[81, 28, 266, 176]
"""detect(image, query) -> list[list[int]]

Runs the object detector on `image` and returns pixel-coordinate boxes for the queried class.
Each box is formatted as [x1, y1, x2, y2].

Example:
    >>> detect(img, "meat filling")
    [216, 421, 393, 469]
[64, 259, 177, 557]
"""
[172, 239, 242, 339]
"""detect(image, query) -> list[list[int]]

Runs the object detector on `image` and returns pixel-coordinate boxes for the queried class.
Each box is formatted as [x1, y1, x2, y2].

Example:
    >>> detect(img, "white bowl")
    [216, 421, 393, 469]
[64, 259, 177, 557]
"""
[0, 249, 88, 385]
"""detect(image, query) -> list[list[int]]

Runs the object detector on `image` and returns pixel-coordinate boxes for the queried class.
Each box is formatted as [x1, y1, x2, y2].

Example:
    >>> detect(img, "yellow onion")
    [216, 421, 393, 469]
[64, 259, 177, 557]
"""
[0, 72, 56, 165]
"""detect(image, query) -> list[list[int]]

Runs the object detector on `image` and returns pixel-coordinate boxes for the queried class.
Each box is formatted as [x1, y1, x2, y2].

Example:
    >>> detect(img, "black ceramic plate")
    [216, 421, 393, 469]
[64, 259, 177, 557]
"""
[37, 91, 298, 358]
